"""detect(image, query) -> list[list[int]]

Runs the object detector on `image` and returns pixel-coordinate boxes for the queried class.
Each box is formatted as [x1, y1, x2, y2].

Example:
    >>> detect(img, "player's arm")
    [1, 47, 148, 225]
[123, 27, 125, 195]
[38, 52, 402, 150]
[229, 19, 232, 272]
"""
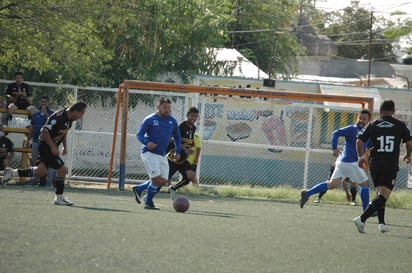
[193, 135, 202, 165]
[330, 128, 342, 157]
[356, 138, 366, 168]
[61, 134, 68, 155]
[136, 118, 156, 150]
[172, 121, 182, 162]
[403, 139, 412, 164]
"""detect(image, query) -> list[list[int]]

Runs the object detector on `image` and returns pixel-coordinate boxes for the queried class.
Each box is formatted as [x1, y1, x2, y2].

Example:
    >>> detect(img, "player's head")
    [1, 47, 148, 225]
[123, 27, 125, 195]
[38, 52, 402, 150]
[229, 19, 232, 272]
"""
[380, 99, 395, 116]
[157, 97, 172, 118]
[357, 109, 371, 128]
[185, 107, 199, 125]
[15, 72, 24, 84]
[68, 101, 87, 121]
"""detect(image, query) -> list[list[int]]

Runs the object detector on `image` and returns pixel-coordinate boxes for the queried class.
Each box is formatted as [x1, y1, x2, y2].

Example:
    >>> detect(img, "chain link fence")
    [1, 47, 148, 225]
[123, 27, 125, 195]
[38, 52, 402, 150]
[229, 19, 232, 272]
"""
[1, 79, 411, 189]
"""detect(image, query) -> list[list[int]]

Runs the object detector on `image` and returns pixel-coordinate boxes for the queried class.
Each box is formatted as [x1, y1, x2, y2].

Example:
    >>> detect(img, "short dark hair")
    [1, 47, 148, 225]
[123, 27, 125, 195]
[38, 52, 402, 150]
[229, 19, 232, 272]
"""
[380, 100, 395, 112]
[40, 96, 49, 101]
[69, 101, 87, 112]
[359, 109, 371, 119]
[187, 107, 199, 115]
[15, 72, 23, 77]
[158, 97, 171, 105]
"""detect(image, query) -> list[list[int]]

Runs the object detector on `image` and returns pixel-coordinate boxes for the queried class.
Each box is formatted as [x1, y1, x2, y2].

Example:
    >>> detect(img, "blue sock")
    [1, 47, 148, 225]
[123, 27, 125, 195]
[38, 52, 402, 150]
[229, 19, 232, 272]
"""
[360, 187, 370, 211]
[307, 182, 328, 198]
[145, 183, 159, 204]
[135, 179, 151, 193]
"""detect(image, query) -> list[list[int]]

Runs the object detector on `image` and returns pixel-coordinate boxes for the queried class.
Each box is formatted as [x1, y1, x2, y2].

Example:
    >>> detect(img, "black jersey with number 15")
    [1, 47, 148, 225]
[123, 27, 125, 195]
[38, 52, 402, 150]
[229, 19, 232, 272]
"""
[358, 116, 412, 166]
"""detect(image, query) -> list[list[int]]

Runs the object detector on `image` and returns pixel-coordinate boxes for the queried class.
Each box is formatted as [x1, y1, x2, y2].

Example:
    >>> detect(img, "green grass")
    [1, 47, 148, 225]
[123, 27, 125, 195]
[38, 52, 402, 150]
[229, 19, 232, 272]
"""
[1, 184, 411, 273]
[177, 184, 412, 209]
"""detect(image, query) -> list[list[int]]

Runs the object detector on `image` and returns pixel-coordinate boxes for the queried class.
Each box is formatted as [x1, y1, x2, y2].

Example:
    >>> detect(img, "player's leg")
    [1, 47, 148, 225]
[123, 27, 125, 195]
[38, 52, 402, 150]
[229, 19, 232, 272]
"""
[53, 164, 70, 205]
[144, 155, 169, 209]
[354, 168, 391, 233]
[350, 182, 358, 204]
[171, 161, 194, 191]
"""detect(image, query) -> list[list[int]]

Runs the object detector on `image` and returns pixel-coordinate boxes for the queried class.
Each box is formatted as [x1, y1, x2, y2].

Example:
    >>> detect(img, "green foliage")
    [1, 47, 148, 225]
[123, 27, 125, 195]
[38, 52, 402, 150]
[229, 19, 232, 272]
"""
[305, 0, 398, 61]
[225, 0, 305, 78]
[0, 0, 113, 85]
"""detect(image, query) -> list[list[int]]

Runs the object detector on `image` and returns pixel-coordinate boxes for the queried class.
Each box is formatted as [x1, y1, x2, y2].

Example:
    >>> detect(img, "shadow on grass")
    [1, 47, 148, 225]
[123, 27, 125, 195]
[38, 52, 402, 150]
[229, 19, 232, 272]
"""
[184, 209, 240, 218]
[70, 205, 132, 213]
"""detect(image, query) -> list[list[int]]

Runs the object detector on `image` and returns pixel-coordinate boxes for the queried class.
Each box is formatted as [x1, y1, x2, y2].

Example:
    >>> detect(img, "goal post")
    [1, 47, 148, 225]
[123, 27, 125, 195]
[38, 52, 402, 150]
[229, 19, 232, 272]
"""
[108, 80, 374, 190]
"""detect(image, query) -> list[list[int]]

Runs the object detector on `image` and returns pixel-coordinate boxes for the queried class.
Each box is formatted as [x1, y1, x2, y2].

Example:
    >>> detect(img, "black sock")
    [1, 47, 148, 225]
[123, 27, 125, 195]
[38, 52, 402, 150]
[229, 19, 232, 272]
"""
[361, 195, 386, 222]
[377, 203, 386, 225]
[173, 178, 191, 190]
[318, 191, 326, 199]
[350, 186, 357, 201]
[17, 167, 34, 177]
[54, 177, 65, 195]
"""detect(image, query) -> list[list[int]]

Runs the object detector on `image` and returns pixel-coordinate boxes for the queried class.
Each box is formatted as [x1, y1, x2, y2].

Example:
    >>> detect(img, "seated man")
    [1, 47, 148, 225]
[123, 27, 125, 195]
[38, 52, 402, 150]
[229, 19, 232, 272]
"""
[0, 125, 15, 184]
[6, 72, 36, 118]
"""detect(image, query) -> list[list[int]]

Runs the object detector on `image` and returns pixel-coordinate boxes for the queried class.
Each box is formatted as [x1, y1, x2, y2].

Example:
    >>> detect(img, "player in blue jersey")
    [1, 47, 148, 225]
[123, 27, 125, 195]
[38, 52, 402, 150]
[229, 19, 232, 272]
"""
[133, 97, 182, 210]
[300, 109, 371, 210]
[354, 100, 412, 233]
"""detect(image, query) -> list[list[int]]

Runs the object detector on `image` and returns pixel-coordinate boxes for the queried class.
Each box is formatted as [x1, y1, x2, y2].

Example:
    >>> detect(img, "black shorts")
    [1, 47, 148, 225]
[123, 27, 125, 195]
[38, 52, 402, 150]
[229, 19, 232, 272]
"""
[38, 142, 65, 170]
[370, 160, 398, 191]
[14, 99, 31, 110]
[168, 160, 192, 180]
[0, 157, 5, 170]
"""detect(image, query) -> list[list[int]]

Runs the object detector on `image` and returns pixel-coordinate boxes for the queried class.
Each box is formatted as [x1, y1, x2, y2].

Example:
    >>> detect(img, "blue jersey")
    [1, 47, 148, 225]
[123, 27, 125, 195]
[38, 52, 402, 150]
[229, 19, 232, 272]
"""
[331, 124, 369, 163]
[30, 109, 54, 142]
[136, 113, 181, 156]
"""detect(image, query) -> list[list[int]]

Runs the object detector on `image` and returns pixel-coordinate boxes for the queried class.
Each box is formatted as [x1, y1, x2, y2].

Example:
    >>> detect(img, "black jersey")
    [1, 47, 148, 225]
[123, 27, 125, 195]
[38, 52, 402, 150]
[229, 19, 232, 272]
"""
[167, 121, 196, 163]
[6, 82, 31, 109]
[358, 116, 412, 167]
[0, 136, 15, 158]
[39, 108, 72, 146]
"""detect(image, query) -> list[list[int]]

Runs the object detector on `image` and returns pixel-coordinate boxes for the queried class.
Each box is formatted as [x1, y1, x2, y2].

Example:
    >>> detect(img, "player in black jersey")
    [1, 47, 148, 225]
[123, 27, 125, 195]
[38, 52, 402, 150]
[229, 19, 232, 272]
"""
[3, 101, 87, 206]
[354, 100, 412, 233]
[167, 107, 199, 199]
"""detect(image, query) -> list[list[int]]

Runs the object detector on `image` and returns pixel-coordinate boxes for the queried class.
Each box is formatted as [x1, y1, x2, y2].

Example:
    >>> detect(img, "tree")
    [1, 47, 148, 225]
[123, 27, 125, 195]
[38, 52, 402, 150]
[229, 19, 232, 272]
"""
[0, 0, 113, 85]
[99, 0, 233, 85]
[311, 1, 396, 61]
[225, 0, 306, 78]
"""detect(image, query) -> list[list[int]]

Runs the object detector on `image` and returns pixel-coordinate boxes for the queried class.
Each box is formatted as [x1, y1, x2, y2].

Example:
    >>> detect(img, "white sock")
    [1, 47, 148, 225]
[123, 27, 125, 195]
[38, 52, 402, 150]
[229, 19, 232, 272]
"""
[12, 169, 18, 176]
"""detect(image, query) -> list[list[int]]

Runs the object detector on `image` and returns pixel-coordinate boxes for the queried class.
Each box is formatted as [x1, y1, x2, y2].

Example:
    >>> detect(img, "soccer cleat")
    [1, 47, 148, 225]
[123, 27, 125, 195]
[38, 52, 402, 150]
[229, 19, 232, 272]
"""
[314, 197, 321, 203]
[299, 190, 308, 208]
[351, 201, 357, 206]
[54, 198, 74, 206]
[3, 167, 14, 184]
[144, 202, 160, 210]
[169, 186, 177, 200]
[378, 224, 389, 233]
[132, 186, 142, 204]
[353, 216, 365, 233]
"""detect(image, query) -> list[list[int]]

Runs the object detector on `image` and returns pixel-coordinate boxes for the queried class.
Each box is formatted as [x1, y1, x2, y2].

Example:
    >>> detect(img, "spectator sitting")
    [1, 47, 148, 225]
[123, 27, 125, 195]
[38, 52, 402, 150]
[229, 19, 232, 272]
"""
[0, 124, 15, 185]
[5, 72, 36, 119]
[28, 96, 55, 186]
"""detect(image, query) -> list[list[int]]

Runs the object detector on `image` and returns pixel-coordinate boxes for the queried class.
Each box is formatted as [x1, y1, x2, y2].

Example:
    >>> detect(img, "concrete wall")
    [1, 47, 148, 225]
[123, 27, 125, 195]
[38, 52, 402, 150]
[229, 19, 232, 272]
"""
[299, 57, 396, 78]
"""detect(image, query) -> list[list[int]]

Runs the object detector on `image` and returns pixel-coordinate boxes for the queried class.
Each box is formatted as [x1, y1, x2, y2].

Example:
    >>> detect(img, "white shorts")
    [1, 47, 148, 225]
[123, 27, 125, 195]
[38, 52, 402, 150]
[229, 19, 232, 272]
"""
[330, 161, 368, 184]
[141, 152, 169, 180]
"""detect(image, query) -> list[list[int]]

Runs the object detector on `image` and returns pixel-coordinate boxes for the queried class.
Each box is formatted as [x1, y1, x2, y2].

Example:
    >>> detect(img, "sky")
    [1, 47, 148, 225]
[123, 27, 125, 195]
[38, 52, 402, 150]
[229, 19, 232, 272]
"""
[314, 0, 412, 18]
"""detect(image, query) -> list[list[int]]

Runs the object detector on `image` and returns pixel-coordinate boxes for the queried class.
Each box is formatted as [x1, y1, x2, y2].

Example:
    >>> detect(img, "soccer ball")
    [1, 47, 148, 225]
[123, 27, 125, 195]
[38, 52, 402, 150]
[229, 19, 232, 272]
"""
[173, 196, 190, 213]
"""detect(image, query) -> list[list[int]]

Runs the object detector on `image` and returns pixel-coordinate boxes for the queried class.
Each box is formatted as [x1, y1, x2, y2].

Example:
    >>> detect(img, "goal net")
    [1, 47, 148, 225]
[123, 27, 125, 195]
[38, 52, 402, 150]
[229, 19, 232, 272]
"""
[110, 80, 374, 190]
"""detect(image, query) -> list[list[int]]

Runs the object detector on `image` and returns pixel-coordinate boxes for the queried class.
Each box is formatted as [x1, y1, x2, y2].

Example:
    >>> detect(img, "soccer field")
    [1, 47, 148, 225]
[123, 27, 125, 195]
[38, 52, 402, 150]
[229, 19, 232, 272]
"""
[0, 185, 411, 273]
